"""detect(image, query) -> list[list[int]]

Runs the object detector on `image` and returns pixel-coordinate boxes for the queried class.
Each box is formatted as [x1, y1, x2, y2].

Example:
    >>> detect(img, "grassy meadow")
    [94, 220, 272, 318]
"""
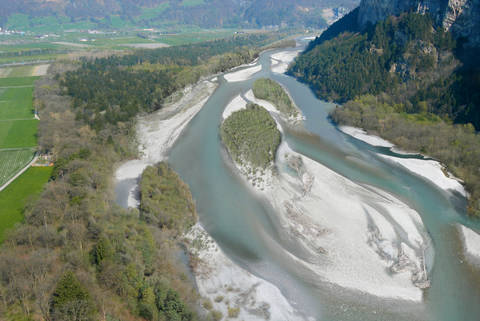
[0, 87, 34, 119]
[0, 66, 38, 150]
[0, 119, 38, 148]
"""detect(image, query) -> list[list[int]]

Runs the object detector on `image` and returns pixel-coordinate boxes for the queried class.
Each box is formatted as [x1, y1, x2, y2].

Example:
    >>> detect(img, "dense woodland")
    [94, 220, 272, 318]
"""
[221, 103, 281, 170]
[0, 34, 281, 320]
[291, 12, 480, 216]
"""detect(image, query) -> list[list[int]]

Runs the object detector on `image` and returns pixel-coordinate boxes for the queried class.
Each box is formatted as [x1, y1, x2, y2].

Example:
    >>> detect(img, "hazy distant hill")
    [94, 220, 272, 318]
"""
[0, 0, 359, 30]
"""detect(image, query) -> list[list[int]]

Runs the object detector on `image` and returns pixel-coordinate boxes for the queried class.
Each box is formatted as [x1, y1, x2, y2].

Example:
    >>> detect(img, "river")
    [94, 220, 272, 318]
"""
[122, 38, 480, 320]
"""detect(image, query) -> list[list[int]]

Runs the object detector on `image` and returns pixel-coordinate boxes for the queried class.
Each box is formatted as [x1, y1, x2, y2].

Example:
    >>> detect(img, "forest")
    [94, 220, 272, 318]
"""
[0, 34, 282, 321]
[290, 13, 458, 109]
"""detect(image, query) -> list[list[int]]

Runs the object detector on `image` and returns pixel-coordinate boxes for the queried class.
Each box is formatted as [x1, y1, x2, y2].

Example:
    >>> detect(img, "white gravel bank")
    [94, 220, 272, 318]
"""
[270, 50, 300, 74]
[186, 224, 307, 321]
[339, 126, 394, 148]
[458, 225, 480, 262]
[339, 125, 467, 197]
[224, 65, 262, 82]
[254, 141, 432, 301]
[379, 155, 466, 197]
[222, 95, 247, 120]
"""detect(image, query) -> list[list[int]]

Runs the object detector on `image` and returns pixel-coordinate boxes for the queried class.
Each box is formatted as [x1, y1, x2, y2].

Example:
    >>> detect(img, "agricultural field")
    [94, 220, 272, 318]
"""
[0, 66, 39, 180]
[0, 63, 44, 241]
[0, 76, 38, 86]
[0, 148, 35, 187]
[0, 87, 34, 119]
[0, 121, 38, 149]
[0, 167, 52, 241]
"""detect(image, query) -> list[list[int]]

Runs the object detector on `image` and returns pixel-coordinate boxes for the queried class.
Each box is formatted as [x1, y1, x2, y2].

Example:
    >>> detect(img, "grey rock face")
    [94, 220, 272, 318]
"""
[357, 0, 480, 46]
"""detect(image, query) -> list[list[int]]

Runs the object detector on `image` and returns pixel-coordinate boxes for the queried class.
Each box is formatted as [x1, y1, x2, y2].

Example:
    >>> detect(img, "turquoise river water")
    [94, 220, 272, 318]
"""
[131, 39, 480, 321]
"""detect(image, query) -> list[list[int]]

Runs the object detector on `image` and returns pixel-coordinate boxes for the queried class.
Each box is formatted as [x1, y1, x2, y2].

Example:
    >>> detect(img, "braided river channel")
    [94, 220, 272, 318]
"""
[122, 38, 480, 321]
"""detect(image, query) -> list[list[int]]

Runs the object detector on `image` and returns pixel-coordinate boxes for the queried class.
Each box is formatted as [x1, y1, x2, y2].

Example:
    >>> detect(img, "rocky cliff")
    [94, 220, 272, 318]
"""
[357, 0, 480, 46]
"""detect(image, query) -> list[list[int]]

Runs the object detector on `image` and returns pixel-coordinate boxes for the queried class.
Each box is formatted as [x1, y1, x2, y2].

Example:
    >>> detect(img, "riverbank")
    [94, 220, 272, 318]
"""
[338, 125, 467, 198]
[458, 225, 480, 264]
[270, 50, 301, 74]
[339, 125, 394, 148]
[224, 64, 262, 82]
[115, 78, 218, 207]
[186, 224, 307, 321]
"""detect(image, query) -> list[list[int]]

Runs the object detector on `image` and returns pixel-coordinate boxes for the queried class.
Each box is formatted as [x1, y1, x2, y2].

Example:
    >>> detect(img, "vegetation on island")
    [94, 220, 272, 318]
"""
[291, 12, 480, 217]
[253, 78, 298, 118]
[0, 33, 286, 320]
[140, 162, 197, 235]
[221, 103, 281, 169]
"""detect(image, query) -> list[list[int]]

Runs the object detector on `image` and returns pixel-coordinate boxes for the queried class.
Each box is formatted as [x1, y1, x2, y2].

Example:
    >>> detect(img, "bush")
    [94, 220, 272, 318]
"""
[228, 306, 240, 318]
[203, 299, 213, 310]
[210, 310, 223, 321]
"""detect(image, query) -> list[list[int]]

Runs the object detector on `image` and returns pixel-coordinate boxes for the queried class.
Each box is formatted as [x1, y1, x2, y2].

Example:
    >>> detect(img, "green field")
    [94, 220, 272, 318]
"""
[154, 30, 237, 46]
[0, 149, 35, 186]
[0, 73, 37, 149]
[181, 0, 205, 7]
[0, 87, 34, 119]
[0, 76, 38, 87]
[0, 119, 38, 148]
[4, 65, 36, 78]
[0, 67, 44, 242]
[0, 167, 51, 241]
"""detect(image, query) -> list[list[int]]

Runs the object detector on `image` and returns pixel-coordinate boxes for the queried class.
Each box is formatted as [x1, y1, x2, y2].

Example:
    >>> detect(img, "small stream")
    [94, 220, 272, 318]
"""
[120, 38, 480, 320]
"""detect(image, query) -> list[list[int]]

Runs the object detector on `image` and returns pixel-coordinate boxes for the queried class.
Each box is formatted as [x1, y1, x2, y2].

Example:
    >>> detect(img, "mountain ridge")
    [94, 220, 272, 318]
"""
[0, 0, 359, 29]
[357, 0, 480, 46]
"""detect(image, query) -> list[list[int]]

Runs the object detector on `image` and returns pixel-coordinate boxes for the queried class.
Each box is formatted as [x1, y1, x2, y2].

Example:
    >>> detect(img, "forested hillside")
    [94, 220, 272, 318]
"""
[0, 0, 358, 29]
[290, 10, 480, 217]
[0, 34, 281, 321]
